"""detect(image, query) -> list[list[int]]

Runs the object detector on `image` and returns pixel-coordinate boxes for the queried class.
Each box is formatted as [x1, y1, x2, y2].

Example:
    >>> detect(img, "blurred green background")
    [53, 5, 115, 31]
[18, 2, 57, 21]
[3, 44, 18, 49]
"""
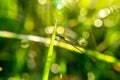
[0, 0, 120, 80]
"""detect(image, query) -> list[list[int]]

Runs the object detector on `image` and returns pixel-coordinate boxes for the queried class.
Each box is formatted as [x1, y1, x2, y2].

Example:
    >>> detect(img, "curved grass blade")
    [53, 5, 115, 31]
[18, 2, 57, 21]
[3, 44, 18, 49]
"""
[42, 21, 57, 80]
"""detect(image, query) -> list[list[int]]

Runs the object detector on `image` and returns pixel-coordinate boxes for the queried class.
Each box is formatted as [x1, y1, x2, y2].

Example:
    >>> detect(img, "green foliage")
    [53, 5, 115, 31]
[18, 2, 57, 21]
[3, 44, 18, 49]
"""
[0, 0, 120, 80]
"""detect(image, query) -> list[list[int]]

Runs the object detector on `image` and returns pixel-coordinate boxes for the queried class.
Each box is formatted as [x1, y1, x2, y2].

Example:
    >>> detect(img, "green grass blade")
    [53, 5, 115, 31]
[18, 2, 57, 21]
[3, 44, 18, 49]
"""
[42, 21, 57, 80]
[1, 30, 120, 64]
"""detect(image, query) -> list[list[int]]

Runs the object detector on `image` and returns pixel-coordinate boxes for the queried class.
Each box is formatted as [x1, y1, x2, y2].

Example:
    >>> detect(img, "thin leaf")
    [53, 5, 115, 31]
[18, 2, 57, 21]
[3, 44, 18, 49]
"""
[42, 21, 57, 80]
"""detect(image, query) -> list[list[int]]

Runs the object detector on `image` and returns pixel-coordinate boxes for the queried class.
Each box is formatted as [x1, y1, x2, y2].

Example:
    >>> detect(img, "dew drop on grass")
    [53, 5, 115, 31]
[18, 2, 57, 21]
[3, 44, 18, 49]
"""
[21, 39, 30, 48]
[45, 26, 54, 34]
[94, 19, 103, 27]
[56, 26, 64, 35]
[50, 63, 59, 74]
[99, 8, 110, 18]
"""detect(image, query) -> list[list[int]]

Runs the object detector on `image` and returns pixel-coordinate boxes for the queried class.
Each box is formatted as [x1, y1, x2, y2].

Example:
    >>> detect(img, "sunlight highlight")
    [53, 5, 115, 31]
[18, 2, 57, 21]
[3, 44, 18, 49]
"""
[38, 0, 47, 5]
[0, 31, 17, 38]
[0, 67, 3, 72]
[60, 74, 63, 79]
[94, 19, 103, 27]
[57, 26, 64, 34]
[57, 4, 63, 9]
[27, 35, 47, 43]
[45, 26, 64, 35]
[45, 26, 54, 34]
[50, 63, 59, 74]
[96, 52, 117, 63]
[99, 8, 110, 18]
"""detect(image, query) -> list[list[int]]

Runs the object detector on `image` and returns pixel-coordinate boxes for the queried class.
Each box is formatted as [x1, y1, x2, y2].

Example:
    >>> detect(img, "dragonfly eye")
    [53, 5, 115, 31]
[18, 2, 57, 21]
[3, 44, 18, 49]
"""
[56, 34, 77, 45]
[78, 38, 87, 47]
[55, 36, 60, 41]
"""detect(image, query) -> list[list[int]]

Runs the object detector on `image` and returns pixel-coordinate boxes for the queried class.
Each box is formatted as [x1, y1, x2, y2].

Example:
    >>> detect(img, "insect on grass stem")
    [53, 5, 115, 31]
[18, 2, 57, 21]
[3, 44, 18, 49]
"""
[56, 34, 91, 59]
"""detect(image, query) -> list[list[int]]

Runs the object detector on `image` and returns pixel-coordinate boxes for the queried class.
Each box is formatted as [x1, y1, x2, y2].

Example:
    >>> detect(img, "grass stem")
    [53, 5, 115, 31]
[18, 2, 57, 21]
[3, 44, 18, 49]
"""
[42, 21, 57, 80]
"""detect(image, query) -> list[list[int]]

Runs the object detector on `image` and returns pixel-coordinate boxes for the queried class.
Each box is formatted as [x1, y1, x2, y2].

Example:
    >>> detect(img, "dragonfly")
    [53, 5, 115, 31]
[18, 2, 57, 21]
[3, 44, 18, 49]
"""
[55, 34, 90, 59]
[56, 34, 97, 71]
[56, 34, 96, 66]
[56, 34, 101, 75]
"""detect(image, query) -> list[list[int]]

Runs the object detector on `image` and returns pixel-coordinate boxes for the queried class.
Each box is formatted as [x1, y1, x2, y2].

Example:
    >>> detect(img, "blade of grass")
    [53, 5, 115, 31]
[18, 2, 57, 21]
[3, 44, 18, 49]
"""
[1, 30, 120, 64]
[42, 21, 57, 80]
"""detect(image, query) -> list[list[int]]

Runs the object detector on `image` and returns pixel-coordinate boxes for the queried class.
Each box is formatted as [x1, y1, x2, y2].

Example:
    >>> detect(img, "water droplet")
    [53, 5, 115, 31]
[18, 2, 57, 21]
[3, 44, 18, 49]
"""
[57, 26, 64, 34]
[50, 63, 59, 74]
[99, 8, 110, 18]
[94, 19, 103, 27]
[45, 26, 54, 34]
[21, 39, 30, 48]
